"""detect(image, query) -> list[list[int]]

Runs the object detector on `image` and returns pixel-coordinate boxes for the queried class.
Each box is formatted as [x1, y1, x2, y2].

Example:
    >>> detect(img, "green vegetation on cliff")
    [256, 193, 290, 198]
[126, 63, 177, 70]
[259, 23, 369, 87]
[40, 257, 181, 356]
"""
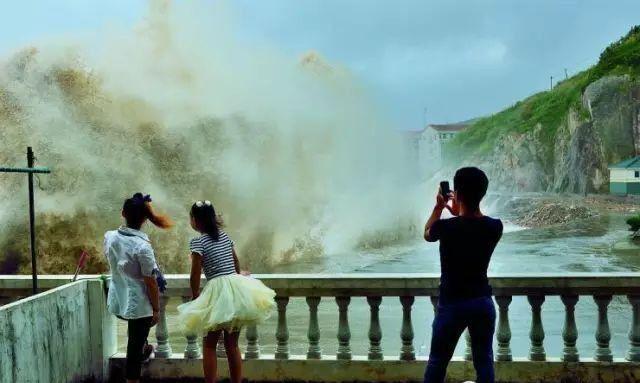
[449, 25, 640, 160]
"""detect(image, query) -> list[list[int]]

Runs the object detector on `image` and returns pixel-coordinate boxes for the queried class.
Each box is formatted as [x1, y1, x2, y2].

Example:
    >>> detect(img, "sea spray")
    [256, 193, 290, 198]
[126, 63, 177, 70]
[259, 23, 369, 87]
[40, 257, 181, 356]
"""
[0, 0, 421, 274]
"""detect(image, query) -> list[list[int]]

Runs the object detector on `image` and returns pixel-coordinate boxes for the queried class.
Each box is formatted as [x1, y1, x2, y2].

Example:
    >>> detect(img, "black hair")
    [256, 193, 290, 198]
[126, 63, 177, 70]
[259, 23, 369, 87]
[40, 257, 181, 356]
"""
[190, 201, 221, 241]
[453, 167, 489, 212]
[122, 192, 173, 230]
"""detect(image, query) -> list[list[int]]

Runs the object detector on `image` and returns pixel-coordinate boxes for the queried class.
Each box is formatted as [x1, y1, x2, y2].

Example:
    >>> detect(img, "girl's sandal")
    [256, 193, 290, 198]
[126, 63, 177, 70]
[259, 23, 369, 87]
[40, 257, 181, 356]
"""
[142, 343, 154, 364]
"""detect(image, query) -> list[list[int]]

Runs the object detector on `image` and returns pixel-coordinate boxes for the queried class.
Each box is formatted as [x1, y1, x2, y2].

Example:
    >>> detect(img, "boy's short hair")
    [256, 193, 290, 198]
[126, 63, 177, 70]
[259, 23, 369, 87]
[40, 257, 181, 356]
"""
[453, 167, 488, 211]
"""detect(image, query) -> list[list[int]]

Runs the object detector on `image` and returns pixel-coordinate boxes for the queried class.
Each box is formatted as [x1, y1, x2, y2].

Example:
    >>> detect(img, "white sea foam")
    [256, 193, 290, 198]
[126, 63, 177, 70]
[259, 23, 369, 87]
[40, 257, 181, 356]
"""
[0, 0, 421, 271]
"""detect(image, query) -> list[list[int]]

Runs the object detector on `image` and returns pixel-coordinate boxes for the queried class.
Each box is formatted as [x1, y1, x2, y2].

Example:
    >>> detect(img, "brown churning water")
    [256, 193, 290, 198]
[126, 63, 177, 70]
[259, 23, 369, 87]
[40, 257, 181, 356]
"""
[0, 0, 420, 274]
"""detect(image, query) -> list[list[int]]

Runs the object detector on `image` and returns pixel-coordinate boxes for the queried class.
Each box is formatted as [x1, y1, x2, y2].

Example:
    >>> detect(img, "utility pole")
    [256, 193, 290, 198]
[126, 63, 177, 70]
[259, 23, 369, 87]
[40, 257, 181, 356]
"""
[550, 76, 554, 90]
[0, 147, 51, 295]
[422, 107, 428, 128]
[564, 68, 568, 80]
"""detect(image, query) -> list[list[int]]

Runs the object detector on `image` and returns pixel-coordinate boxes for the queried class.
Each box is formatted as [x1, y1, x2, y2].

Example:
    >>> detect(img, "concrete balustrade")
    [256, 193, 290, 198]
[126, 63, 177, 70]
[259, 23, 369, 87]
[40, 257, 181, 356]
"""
[561, 294, 579, 362]
[366, 296, 383, 360]
[245, 324, 260, 359]
[495, 295, 513, 361]
[528, 295, 546, 361]
[155, 295, 172, 358]
[3, 273, 640, 382]
[306, 296, 322, 359]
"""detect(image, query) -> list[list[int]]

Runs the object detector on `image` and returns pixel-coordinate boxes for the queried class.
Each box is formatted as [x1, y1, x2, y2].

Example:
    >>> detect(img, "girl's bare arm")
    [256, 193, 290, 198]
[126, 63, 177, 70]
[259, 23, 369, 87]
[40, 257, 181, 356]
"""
[190, 252, 202, 299]
[232, 247, 241, 274]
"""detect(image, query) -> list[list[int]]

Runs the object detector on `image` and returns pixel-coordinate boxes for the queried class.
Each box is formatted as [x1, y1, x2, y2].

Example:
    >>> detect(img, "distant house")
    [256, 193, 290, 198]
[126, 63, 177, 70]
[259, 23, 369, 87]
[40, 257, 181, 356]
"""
[609, 156, 640, 195]
[425, 123, 470, 163]
[401, 121, 471, 178]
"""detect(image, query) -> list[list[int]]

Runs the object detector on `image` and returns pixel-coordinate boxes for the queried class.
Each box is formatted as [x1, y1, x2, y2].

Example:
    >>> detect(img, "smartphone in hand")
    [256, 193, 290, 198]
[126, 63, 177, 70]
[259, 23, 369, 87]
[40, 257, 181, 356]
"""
[440, 181, 450, 199]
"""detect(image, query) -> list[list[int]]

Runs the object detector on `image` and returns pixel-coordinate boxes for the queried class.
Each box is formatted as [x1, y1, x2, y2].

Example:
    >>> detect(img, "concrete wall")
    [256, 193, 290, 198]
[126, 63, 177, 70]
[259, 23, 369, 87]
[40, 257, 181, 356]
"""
[0, 279, 116, 383]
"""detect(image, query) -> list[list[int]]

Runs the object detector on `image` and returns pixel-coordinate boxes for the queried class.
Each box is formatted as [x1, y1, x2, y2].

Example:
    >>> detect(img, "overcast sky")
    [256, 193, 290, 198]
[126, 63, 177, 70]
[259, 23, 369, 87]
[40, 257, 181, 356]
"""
[1, 0, 639, 129]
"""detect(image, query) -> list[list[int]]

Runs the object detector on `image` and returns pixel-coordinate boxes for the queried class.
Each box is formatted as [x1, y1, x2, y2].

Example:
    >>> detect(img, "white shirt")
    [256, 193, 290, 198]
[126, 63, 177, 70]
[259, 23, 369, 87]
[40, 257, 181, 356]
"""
[104, 226, 158, 319]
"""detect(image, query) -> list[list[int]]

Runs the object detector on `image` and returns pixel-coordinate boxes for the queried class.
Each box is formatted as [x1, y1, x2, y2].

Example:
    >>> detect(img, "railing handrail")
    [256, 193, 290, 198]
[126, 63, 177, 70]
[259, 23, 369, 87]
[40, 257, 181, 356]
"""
[3, 273, 640, 364]
[2, 272, 640, 297]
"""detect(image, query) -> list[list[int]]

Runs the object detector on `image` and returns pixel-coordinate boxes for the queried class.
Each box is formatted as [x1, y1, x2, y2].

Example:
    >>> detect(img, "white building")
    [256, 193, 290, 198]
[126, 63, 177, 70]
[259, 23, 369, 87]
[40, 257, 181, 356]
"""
[403, 123, 470, 178]
[608, 156, 640, 195]
[424, 123, 469, 164]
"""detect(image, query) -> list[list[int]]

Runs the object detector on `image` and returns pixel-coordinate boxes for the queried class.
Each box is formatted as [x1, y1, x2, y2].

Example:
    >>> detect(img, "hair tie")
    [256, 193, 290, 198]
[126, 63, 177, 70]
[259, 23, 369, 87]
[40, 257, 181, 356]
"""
[131, 193, 152, 205]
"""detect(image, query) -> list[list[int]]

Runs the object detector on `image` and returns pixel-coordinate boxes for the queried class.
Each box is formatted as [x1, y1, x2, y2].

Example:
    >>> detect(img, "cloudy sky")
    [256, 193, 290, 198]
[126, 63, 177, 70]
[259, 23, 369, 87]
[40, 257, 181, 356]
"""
[1, 0, 639, 129]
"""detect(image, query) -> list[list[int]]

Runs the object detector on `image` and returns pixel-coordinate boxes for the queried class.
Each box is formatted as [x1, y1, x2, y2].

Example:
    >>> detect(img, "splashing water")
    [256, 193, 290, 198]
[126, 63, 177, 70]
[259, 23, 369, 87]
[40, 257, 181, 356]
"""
[0, 1, 421, 274]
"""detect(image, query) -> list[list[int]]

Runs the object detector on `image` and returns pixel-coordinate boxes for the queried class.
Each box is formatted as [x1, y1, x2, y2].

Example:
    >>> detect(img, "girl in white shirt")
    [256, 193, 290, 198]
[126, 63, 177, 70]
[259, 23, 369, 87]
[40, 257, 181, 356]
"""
[104, 193, 173, 383]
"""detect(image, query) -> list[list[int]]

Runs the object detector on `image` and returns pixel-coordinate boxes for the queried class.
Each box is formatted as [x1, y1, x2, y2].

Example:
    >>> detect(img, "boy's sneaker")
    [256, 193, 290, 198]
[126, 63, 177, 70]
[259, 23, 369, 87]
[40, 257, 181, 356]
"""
[142, 344, 154, 363]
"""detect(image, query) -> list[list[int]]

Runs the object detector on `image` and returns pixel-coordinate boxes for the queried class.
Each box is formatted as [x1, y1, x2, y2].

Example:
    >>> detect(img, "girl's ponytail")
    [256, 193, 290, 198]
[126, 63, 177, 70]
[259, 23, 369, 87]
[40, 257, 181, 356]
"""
[122, 193, 173, 230]
[144, 202, 174, 229]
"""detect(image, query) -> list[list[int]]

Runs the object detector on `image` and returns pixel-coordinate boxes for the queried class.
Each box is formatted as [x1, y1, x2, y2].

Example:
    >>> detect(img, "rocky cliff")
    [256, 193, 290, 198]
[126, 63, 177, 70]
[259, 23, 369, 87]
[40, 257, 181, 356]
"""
[487, 76, 638, 193]
[449, 26, 640, 193]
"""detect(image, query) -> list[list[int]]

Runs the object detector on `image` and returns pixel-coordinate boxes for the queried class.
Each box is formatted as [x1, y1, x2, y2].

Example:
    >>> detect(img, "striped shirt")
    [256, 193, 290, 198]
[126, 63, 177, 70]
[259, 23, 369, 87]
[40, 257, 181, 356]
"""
[189, 231, 236, 280]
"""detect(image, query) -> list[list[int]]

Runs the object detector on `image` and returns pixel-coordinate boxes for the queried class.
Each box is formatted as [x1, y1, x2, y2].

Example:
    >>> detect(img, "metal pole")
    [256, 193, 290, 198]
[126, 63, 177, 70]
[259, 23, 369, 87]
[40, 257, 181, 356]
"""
[422, 107, 427, 128]
[27, 147, 37, 295]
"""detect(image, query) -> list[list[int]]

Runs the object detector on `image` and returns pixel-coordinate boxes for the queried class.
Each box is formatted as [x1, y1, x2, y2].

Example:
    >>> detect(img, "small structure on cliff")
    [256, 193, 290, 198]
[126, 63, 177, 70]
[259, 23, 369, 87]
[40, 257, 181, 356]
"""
[609, 156, 640, 195]
[426, 122, 469, 162]
[403, 121, 471, 177]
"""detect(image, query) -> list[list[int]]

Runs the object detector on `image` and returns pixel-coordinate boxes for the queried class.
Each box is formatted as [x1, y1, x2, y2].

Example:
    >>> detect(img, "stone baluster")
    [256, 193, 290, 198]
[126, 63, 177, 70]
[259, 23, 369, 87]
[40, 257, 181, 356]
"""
[182, 296, 201, 359]
[367, 296, 383, 360]
[594, 295, 613, 362]
[245, 325, 260, 359]
[306, 296, 322, 359]
[495, 296, 512, 361]
[400, 296, 415, 361]
[561, 295, 579, 362]
[464, 330, 472, 361]
[528, 295, 546, 361]
[336, 296, 352, 360]
[154, 295, 172, 358]
[216, 338, 226, 358]
[627, 295, 640, 362]
[275, 296, 290, 360]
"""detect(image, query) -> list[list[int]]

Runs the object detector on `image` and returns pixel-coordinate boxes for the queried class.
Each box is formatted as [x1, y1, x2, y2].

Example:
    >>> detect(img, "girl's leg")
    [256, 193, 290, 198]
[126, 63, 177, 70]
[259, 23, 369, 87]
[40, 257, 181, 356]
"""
[203, 330, 222, 383]
[125, 317, 153, 383]
[224, 330, 243, 383]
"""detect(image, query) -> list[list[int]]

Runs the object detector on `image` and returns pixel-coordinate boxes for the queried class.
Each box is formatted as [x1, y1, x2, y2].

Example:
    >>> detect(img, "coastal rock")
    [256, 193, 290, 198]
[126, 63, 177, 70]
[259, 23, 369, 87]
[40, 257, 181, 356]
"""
[505, 199, 598, 228]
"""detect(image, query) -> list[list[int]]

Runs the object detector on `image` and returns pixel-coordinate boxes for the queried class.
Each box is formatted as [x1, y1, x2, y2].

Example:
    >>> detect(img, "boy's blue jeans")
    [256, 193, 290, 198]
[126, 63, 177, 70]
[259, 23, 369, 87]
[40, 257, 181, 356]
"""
[423, 296, 496, 383]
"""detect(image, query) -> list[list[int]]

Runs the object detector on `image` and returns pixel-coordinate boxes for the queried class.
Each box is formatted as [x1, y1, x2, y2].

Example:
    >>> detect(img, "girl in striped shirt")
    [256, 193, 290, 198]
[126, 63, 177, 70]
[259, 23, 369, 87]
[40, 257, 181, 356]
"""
[177, 200, 275, 383]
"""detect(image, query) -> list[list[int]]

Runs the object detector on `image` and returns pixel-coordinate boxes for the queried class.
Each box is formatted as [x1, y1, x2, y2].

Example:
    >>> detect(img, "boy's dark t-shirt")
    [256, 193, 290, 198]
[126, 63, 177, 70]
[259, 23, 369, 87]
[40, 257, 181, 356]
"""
[427, 216, 503, 304]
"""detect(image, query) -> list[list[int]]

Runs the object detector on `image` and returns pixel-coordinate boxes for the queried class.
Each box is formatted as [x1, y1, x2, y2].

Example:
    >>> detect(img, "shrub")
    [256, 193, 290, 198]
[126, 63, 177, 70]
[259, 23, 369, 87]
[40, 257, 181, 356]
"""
[626, 214, 640, 232]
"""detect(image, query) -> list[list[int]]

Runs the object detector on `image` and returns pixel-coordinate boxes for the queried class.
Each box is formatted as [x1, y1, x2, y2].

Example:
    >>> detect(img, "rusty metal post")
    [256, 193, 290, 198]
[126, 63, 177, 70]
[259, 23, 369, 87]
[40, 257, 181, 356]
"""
[27, 147, 37, 294]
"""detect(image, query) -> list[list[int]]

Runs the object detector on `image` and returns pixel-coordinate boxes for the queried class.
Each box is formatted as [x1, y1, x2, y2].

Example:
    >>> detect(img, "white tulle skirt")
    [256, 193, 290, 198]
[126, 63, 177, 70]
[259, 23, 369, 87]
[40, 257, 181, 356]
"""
[176, 274, 276, 335]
